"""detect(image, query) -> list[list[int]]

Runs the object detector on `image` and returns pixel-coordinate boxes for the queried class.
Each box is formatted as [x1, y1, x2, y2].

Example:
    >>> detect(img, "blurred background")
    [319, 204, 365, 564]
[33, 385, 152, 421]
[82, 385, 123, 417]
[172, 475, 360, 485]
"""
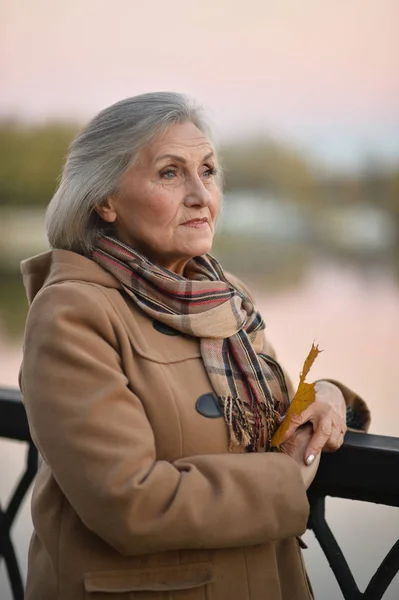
[1, 1, 398, 598]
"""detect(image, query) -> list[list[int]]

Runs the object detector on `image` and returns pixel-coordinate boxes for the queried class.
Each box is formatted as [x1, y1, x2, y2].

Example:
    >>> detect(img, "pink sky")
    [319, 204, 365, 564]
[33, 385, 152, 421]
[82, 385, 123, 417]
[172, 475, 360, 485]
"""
[1, 0, 399, 168]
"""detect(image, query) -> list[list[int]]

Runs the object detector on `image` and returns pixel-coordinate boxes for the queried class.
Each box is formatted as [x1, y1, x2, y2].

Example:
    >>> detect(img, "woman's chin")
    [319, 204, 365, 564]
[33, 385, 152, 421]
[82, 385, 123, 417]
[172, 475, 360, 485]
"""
[189, 241, 214, 257]
[182, 233, 214, 257]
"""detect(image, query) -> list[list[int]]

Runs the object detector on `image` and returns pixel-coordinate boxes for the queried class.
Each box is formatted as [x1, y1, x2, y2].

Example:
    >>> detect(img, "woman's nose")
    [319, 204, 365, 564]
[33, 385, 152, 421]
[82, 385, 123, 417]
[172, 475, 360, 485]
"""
[183, 175, 211, 207]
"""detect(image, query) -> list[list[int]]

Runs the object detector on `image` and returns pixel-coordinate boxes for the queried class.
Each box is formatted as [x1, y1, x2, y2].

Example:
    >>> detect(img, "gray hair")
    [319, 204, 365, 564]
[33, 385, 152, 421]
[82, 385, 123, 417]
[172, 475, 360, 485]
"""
[45, 92, 218, 254]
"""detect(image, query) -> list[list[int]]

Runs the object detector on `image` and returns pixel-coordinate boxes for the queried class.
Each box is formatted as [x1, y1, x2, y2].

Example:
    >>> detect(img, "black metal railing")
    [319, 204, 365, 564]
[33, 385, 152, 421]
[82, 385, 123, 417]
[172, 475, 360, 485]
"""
[0, 387, 398, 600]
[308, 429, 399, 599]
[0, 388, 38, 600]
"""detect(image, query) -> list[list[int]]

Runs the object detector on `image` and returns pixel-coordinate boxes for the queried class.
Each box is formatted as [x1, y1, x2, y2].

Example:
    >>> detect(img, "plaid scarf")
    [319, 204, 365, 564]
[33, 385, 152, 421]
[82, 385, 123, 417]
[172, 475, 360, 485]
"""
[92, 235, 289, 452]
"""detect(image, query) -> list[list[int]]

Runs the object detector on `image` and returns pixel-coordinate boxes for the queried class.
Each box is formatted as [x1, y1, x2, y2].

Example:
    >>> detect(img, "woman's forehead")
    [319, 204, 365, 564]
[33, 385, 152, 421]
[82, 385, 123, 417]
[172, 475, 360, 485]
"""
[143, 122, 214, 161]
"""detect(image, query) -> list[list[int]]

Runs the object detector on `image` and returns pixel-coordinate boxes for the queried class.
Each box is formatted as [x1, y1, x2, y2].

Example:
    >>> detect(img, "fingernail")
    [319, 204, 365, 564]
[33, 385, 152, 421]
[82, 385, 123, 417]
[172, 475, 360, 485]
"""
[306, 454, 315, 465]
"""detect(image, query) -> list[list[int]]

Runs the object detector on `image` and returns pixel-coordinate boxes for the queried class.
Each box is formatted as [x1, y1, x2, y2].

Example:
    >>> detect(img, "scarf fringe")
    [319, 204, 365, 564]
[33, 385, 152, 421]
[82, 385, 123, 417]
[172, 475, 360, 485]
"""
[221, 396, 279, 452]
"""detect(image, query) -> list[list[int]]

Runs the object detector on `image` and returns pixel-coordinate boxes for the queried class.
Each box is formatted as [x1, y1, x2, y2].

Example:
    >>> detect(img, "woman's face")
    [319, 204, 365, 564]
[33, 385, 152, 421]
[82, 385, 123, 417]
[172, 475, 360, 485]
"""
[97, 122, 220, 275]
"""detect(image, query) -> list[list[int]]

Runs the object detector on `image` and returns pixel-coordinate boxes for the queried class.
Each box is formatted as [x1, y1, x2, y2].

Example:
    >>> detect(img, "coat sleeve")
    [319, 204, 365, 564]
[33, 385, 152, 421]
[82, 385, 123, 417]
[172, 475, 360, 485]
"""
[20, 283, 309, 557]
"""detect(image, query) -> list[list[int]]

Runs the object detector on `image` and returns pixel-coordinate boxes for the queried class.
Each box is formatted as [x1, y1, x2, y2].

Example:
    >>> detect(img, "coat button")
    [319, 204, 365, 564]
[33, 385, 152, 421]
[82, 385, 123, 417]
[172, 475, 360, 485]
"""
[196, 393, 223, 418]
[153, 320, 179, 336]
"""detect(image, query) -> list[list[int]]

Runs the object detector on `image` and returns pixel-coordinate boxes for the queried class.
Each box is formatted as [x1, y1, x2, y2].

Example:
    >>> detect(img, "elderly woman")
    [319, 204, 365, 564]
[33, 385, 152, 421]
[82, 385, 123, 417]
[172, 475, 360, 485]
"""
[20, 92, 369, 600]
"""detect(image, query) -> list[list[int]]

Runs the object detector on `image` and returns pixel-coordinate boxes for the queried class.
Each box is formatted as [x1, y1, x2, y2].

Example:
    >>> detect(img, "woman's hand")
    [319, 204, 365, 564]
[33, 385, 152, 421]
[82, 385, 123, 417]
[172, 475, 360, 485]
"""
[280, 380, 347, 466]
[280, 424, 321, 490]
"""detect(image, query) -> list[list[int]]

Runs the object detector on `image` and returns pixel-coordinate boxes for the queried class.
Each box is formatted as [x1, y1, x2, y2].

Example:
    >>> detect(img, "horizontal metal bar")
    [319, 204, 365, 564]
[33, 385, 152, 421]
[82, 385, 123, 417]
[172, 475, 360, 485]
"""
[0, 388, 31, 442]
[310, 430, 399, 507]
[1, 387, 399, 507]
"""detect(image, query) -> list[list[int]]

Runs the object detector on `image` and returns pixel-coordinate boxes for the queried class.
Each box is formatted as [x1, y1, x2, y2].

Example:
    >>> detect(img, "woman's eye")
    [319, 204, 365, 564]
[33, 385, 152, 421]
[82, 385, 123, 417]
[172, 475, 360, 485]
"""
[161, 169, 177, 180]
[203, 166, 216, 178]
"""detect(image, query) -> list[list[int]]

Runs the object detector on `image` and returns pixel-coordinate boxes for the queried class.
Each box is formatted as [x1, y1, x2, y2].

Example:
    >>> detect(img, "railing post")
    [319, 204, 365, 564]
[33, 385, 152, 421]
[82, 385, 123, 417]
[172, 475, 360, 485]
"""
[0, 389, 39, 598]
[308, 430, 399, 599]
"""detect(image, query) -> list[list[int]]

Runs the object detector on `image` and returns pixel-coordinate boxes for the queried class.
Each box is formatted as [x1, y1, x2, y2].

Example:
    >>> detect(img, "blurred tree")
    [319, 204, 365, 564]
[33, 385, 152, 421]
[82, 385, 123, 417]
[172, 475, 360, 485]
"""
[356, 161, 399, 233]
[219, 137, 319, 205]
[0, 120, 78, 207]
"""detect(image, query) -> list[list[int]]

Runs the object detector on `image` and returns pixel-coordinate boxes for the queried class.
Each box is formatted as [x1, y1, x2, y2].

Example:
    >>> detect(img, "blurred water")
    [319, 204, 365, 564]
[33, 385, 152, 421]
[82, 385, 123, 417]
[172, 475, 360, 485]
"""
[0, 262, 398, 599]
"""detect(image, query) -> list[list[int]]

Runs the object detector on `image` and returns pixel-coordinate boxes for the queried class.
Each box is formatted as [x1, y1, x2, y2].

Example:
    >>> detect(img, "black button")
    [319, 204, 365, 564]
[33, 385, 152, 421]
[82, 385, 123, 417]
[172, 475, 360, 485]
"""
[153, 320, 179, 336]
[196, 393, 223, 418]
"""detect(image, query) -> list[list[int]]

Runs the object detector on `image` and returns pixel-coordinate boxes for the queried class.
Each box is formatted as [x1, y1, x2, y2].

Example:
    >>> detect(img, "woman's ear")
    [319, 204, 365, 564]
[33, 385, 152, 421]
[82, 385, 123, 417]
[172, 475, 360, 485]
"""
[95, 197, 117, 223]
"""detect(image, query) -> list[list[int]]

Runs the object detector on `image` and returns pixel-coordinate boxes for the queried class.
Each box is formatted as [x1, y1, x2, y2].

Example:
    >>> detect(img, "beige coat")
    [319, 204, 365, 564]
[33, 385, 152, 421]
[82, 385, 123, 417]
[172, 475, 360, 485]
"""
[20, 250, 370, 600]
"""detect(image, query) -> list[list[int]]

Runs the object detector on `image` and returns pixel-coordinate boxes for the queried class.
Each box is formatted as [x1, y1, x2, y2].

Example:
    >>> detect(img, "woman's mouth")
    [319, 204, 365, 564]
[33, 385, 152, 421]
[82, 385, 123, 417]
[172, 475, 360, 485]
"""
[181, 218, 209, 229]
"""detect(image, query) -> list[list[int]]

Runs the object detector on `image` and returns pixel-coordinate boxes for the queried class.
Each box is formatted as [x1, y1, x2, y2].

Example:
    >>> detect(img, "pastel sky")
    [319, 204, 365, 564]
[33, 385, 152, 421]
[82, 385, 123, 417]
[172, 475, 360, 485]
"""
[1, 0, 398, 169]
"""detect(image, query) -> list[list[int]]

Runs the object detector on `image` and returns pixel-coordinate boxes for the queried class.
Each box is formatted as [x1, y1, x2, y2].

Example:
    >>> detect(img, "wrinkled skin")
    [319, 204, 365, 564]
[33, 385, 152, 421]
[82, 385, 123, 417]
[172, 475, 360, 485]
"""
[96, 122, 220, 276]
[281, 380, 347, 466]
[280, 424, 321, 490]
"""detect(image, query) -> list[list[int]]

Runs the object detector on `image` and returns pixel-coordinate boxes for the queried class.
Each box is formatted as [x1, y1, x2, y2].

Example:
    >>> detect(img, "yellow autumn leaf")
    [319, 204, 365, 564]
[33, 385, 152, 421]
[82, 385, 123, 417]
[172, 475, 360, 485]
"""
[271, 343, 322, 448]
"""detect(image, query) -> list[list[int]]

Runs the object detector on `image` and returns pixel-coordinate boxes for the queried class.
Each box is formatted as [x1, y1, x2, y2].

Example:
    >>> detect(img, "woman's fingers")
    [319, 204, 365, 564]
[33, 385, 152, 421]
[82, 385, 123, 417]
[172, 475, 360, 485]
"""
[305, 419, 347, 463]
[279, 411, 308, 444]
[279, 401, 327, 445]
[280, 424, 313, 461]
[322, 423, 347, 453]
[303, 418, 332, 464]
[280, 381, 347, 461]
